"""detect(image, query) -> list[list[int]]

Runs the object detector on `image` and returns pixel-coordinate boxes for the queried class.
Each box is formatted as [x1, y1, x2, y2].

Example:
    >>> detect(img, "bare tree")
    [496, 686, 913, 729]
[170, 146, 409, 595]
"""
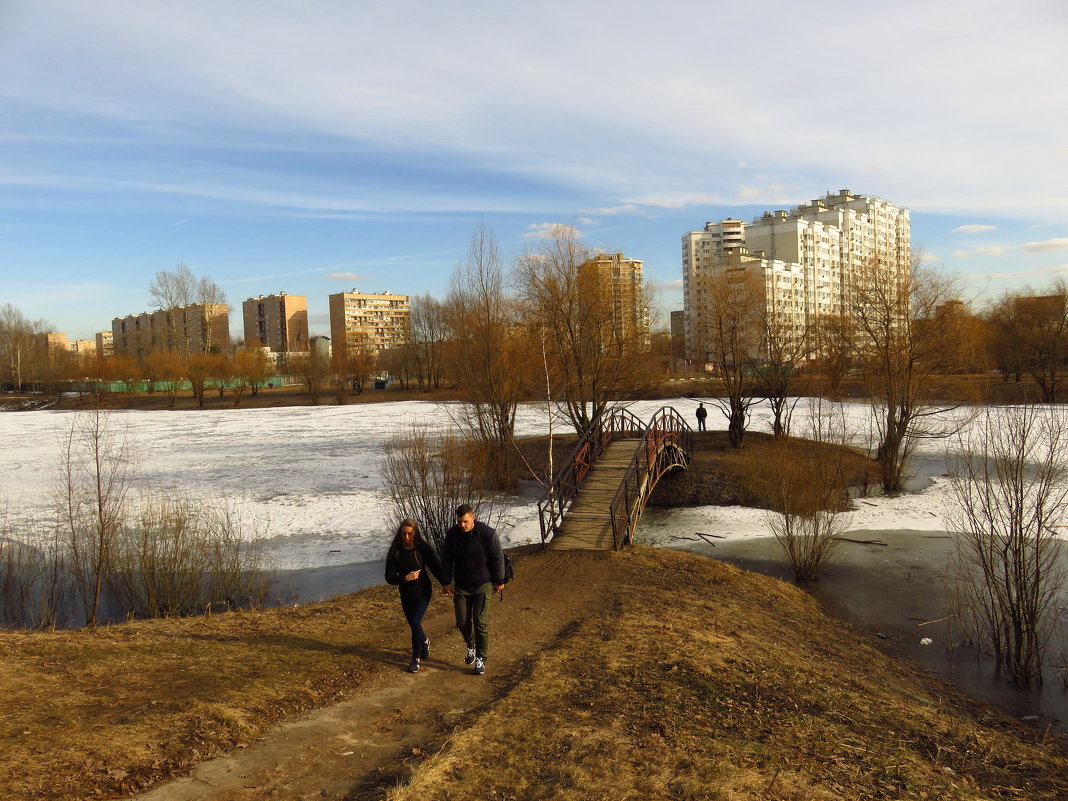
[753, 289, 813, 438]
[382, 424, 505, 550]
[231, 346, 273, 403]
[515, 228, 655, 434]
[691, 265, 765, 448]
[849, 259, 968, 492]
[809, 313, 853, 398]
[110, 492, 272, 618]
[332, 334, 377, 400]
[408, 294, 449, 390]
[184, 352, 216, 407]
[56, 409, 133, 626]
[291, 349, 329, 405]
[148, 264, 229, 357]
[760, 399, 852, 580]
[986, 282, 1068, 401]
[946, 404, 1068, 686]
[0, 304, 52, 393]
[445, 225, 531, 489]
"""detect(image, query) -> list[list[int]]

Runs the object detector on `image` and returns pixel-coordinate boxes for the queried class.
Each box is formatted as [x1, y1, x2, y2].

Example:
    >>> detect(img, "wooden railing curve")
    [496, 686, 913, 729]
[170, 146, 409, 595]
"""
[537, 407, 644, 545]
[537, 406, 693, 549]
[607, 406, 693, 549]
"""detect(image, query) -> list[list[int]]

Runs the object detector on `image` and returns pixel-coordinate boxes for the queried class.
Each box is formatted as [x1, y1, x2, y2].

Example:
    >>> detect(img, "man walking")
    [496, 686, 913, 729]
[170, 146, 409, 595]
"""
[696, 402, 707, 432]
[441, 504, 505, 675]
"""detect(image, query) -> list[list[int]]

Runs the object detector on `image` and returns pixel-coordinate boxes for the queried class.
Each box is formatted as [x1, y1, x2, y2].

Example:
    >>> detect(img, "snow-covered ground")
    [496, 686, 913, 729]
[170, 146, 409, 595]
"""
[0, 398, 1058, 569]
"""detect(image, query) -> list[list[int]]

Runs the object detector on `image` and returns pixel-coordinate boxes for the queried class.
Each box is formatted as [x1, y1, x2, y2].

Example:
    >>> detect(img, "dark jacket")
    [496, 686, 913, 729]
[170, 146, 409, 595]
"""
[441, 521, 505, 590]
[384, 541, 443, 598]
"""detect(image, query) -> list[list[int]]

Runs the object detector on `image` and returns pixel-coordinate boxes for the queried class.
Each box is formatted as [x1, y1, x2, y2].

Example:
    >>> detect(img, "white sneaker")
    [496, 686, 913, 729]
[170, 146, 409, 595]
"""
[474, 657, 485, 675]
[465, 646, 476, 665]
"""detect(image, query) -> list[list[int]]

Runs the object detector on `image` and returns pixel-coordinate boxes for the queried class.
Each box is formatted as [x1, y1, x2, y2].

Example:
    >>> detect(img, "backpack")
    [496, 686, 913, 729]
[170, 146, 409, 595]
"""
[477, 527, 514, 587]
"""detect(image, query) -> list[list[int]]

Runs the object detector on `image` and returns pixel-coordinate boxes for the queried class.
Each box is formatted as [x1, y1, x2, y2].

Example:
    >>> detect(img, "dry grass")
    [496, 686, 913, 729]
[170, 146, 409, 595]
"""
[389, 549, 1068, 801]
[2, 549, 1066, 800]
[0, 585, 399, 800]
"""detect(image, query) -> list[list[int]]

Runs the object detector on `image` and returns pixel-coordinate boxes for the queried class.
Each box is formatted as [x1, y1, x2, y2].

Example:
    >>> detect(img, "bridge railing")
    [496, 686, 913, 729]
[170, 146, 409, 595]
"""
[537, 407, 645, 545]
[607, 406, 693, 549]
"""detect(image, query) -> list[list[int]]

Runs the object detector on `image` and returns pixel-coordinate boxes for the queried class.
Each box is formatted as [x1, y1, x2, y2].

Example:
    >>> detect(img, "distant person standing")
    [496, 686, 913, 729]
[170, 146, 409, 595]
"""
[440, 504, 505, 676]
[384, 519, 444, 673]
[695, 402, 708, 432]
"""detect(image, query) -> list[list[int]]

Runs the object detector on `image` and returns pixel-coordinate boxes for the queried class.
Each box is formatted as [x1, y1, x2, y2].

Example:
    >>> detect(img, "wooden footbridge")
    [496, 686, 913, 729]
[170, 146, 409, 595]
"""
[538, 406, 693, 551]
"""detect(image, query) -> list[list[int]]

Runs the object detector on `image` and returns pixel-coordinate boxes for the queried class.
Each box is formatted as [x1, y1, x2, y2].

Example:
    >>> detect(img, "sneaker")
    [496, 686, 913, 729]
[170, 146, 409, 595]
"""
[465, 646, 476, 665]
[421, 637, 430, 660]
[405, 659, 420, 673]
[473, 657, 485, 675]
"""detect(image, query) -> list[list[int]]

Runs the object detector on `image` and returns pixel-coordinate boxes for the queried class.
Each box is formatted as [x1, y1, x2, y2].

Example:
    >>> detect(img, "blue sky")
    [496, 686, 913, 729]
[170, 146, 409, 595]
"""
[2, 0, 1067, 340]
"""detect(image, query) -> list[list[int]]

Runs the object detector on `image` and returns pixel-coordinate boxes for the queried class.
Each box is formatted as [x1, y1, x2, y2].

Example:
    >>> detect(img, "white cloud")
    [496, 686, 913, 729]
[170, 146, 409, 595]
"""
[952, 224, 996, 234]
[917, 252, 941, 263]
[522, 222, 582, 240]
[576, 216, 595, 226]
[627, 193, 719, 209]
[581, 204, 638, 215]
[952, 246, 1006, 259]
[327, 272, 364, 281]
[651, 279, 684, 290]
[1023, 238, 1068, 253]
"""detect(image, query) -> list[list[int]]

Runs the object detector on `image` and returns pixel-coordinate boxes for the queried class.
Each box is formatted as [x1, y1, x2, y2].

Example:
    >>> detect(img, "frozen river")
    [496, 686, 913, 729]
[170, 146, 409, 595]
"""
[0, 397, 972, 569]
[2, 397, 1066, 730]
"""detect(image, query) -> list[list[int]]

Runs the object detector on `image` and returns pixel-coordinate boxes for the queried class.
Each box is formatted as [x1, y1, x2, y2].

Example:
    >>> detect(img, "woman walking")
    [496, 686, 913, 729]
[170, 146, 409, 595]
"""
[384, 520, 443, 673]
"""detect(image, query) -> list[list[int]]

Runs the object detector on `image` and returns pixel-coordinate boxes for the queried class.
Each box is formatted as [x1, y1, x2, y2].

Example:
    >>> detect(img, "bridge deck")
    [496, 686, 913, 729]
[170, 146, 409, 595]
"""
[548, 439, 641, 551]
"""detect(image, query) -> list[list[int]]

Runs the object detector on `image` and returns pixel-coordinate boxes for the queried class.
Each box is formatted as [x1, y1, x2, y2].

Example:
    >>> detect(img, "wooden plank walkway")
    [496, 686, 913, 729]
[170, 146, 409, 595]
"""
[548, 439, 642, 551]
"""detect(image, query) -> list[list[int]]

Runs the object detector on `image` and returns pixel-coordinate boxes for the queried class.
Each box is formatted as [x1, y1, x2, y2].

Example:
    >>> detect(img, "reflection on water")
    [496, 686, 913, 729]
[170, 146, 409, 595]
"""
[639, 515, 1068, 735]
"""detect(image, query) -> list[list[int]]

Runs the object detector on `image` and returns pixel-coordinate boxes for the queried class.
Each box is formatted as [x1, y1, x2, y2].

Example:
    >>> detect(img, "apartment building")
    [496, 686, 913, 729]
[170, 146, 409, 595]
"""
[69, 339, 96, 356]
[328, 290, 410, 362]
[112, 303, 230, 358]
[95, 330, 114, 358]
[36, 332, 69, 360]
[579, 252, 650, 347]
[682, 190, 911, 363]
[242, 293, 309, 353]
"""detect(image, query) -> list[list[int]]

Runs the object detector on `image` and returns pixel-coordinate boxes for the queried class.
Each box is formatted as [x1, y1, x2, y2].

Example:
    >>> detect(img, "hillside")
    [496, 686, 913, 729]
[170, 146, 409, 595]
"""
[1, 547, 1064, 800]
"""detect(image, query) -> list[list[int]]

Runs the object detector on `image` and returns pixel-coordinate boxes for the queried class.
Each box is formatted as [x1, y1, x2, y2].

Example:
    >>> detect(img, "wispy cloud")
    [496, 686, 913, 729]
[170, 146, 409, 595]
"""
[952, 224, 996, 234]
[1023, 238, 1068, 253]
[582, 204, 639, 215]
[953, 246, 1006, 259]
[523, 222, 582, 240]
[628, 193, 720, 210]
[327, 272, 364, 282]
[967, 264, 1068, 282]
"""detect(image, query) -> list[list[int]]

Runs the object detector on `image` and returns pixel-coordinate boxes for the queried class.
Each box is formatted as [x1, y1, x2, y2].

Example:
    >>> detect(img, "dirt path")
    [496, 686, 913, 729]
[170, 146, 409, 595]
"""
[131, 550, 616, 801]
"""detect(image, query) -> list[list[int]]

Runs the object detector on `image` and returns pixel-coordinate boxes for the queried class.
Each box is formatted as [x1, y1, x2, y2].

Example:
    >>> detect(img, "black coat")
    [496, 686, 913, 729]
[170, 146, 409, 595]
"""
[441, 521, 505, 590]
[384, 541, 443, 598]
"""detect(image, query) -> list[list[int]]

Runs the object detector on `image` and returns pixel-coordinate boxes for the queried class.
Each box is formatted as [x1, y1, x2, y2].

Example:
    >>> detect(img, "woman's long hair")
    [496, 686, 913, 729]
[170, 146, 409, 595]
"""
[387, 519, 427, 560]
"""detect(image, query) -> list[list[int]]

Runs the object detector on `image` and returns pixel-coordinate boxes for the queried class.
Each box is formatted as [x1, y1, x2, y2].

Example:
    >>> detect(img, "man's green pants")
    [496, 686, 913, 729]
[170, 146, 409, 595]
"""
[453, 583, 493, 659]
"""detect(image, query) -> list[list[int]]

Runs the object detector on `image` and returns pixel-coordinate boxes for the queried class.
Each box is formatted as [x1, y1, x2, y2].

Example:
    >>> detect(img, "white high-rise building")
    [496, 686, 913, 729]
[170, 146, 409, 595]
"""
[682, 189, 910, 363]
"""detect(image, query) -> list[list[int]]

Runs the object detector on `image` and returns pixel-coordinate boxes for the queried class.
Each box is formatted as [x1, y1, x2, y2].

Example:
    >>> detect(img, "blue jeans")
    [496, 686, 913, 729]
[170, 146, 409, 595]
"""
[400, 589, 431, 660]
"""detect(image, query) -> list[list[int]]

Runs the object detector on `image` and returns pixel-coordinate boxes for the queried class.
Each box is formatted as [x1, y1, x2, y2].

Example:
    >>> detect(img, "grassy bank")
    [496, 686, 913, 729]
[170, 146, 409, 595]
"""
[1, 548, 1065, 800]
[389, 548, 1068, 801]
[515, 430, 876, 508]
